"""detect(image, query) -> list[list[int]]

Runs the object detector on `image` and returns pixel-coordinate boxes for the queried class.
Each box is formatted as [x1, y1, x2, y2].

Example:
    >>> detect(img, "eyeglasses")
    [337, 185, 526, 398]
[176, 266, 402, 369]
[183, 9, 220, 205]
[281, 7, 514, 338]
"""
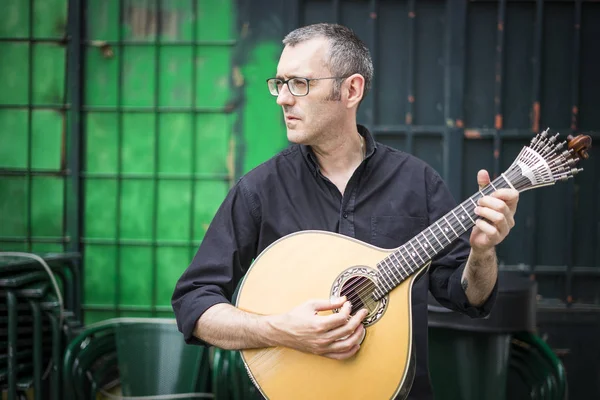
[266, 76, 346, 97]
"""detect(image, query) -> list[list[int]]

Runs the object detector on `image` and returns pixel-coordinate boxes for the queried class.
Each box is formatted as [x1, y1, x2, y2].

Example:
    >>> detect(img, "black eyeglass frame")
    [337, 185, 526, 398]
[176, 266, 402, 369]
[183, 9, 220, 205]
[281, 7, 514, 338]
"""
[266, 76, 347, 97]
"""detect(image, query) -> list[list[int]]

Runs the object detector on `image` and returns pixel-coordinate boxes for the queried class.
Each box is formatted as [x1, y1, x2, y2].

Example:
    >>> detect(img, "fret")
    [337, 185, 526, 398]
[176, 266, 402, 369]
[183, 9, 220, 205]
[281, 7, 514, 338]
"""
[468, 197, 478, 208]
[444, 215, 460, 237]
[429, 226, 444, 248]
[408, 241, 425, 263]
[400, 246, 418, 271]
[460, 203, 475, 224]
[422, 231, 437, 252]
[381, 260, 396, 289]
[500, 173, 516, 190]
[386, 256, 403, 281]
[416, 234, 434, 257]
[436, 221, 452, 243]
[397, 247, 412, 273]
[392, 253, 409, 277]
[489, 181, 498, 191]
[452, 209, 467, 231]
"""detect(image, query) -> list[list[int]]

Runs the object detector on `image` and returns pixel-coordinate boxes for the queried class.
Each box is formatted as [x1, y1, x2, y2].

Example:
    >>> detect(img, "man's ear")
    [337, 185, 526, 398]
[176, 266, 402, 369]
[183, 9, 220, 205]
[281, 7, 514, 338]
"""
[345, 73, 365, 109]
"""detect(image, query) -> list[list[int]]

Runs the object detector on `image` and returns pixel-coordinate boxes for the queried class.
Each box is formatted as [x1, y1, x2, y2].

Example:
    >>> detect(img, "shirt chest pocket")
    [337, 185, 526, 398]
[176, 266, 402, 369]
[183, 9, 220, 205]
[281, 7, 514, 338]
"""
[370, 215, 428, 249]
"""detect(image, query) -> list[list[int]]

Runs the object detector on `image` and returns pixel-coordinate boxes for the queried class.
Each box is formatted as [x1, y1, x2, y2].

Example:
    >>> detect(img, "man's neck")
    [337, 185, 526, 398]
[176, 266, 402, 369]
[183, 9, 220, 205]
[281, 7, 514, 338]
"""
[310, 123, 365, 195]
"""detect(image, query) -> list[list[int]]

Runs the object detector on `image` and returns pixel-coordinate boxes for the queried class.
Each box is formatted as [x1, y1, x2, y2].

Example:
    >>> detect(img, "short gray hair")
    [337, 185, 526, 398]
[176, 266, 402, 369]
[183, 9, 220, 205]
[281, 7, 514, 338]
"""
[283, 23, 374, 101]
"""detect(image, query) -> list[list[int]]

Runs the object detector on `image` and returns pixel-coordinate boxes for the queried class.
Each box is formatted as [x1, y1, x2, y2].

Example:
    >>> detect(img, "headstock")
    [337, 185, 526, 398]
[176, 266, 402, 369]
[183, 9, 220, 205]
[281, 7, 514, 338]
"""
[504, 129, 592, 192]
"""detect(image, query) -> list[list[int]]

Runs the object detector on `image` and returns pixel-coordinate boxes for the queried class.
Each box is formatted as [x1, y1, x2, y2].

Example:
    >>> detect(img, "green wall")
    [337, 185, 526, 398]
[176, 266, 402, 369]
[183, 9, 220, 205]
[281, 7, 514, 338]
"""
[0, 0, 287, 325]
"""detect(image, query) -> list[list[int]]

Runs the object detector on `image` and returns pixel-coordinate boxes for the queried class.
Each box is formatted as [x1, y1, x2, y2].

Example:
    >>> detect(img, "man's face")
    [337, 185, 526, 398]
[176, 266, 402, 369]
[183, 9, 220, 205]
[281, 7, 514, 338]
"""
[275, 38, 345, 145]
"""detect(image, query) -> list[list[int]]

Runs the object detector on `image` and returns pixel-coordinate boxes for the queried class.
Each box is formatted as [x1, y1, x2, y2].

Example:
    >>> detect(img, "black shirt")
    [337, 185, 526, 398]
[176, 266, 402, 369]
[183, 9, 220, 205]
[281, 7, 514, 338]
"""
[172, 124, 498, 399]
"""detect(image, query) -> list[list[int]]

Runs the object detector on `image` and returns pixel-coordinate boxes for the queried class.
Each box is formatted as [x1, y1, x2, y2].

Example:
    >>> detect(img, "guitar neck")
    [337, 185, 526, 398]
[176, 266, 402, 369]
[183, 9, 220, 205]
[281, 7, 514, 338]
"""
[372, 173, 514, 300]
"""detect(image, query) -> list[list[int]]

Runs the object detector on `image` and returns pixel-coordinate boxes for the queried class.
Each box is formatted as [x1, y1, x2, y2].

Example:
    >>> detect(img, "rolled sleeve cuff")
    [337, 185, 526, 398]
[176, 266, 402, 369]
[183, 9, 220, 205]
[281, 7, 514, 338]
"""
[447, 263, 499, 319]
[175, 291, 231, 346]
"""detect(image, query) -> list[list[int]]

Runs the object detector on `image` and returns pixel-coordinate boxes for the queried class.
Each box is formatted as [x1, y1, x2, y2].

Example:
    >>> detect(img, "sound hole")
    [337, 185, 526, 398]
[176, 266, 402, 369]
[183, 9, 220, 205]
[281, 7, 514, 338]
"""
[340, 275, 378, 316]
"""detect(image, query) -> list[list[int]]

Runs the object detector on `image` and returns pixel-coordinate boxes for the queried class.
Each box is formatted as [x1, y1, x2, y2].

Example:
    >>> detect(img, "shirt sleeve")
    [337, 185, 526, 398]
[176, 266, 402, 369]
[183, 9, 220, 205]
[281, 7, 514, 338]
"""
[425, 167, 498, 318]
[171, 177, 261, 345]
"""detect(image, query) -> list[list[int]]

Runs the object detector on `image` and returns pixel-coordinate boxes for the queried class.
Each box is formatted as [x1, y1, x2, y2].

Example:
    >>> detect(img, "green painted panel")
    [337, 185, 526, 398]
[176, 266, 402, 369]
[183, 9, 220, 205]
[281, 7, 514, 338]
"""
[32, 44, 66, 104]
[33, 0, 68, 39]
[120, 246, 153, 305]
[0, 177, 27, 237]
[84, 310, 116, 326]
[120, 180, 155, 240]
[0, 243, 27, 252]
[0, 43, 30, 105]
[30, 177, 64, 237]
[159, 47, 193, 107]
[85, 113, 119, 173]
[31, 110, 63, 170]
[156, 246, 191, 306]
[122, 113, 156, 173]
[84, 179, 118, 238]
[195, 113, 231, 175]
[193, 181, 229, 241]
[0, 0, 30, 38]
[84, 244, 117, 305]
[157, 180, 192, 241]
[123, 46, 157, 107]
[241, 42, 288, 173]
[30, 243, 64, 253]
[158, 114, 192, 173]
[0, 110, 28, 168]
[197, 0, 234, 41]
[87, 0, 120, 41]
[196, 47, 232, 108]
[84, 47, 120, 106]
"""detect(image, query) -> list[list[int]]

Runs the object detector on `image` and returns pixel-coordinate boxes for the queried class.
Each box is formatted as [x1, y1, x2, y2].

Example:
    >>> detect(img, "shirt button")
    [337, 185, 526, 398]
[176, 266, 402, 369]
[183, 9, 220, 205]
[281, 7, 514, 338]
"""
[343, 212, 349, 219]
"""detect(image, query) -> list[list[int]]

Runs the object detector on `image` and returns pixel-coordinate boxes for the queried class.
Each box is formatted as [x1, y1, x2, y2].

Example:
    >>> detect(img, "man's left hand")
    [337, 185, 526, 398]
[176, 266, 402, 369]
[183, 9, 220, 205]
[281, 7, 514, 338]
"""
[470, 169, 519, 253]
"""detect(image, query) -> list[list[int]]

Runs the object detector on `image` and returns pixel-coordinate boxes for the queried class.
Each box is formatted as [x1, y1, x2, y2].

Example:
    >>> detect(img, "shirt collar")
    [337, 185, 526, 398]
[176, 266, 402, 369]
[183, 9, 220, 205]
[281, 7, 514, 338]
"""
[300, 124, 378, 175]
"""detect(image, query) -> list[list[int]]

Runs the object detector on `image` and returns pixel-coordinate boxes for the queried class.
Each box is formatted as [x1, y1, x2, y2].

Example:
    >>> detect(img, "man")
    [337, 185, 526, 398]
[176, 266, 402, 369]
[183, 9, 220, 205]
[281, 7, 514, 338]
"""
[172, 23, 519, 399]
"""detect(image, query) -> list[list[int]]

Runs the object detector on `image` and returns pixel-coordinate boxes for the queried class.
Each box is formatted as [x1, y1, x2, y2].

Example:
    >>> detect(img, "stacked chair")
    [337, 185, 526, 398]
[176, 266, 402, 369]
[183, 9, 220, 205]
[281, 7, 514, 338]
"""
[0, 252, 83, 400]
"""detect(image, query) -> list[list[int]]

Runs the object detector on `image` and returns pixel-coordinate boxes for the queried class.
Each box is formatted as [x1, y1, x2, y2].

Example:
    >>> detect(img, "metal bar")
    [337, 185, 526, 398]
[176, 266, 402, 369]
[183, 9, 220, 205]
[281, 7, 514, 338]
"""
[114, 0, 125, 317]
[531, 0, 543, 132]
[373, 126, 446, 135]
[565, 0, 583, 308]
[189, 0, 199, 261]
[571, 0, 582, 132]
[81, 172, 230, 180]
[406, 0, 416, 154]
[0, 38, 67, 44]
[151, 0, 162, 317]
[0, 236, 68, 243]
[367, 0, 379, 131]
[443, 0, 467, 200]
[81, 106, 232, 113]
[85, 39, 237, 46]
[0, 105, 69, 110]
[499, 265, 600, 276]
[492, 0, 506, 180]
[82, 238, 201, 247]
[0, 169, 68, 177]
[82, 303, 175, 313]
[67, 0, 83, 259]
[462, 128, 600, 139]
[26, 0, 34, 253]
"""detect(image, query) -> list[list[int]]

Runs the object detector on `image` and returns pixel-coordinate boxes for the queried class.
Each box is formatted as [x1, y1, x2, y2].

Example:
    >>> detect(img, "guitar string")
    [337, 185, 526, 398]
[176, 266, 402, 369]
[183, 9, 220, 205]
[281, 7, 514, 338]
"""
[340, 147, 575, 307]
[340, 165, 539, 307]
[342, 172, 514, 304]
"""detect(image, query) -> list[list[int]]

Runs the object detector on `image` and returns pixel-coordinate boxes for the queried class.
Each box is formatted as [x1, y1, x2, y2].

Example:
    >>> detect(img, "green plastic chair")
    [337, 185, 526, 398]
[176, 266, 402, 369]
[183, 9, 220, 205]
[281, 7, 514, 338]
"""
[63, 317, 212, 399]
[113, 318, 211, 399]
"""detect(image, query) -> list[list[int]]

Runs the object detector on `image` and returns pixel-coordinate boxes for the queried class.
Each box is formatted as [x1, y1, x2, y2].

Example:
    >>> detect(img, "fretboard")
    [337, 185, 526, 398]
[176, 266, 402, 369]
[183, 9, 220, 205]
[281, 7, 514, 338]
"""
[373, 174, 513, 300]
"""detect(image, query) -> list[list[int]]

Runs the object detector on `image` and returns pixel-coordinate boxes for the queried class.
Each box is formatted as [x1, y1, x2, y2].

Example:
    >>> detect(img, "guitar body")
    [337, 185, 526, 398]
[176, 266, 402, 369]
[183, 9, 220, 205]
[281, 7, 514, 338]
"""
[236, 230, 427, 400]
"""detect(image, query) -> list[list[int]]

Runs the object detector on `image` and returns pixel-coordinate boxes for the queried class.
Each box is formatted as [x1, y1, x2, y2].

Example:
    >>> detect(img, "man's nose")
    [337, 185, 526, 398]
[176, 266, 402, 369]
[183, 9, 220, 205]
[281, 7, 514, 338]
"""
[276, 84, 295, 106]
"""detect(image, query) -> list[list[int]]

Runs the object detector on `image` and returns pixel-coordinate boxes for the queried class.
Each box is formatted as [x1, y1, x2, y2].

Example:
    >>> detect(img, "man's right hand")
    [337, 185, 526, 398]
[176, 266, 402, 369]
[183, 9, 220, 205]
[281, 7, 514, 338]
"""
[267, 296, 369, 360]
